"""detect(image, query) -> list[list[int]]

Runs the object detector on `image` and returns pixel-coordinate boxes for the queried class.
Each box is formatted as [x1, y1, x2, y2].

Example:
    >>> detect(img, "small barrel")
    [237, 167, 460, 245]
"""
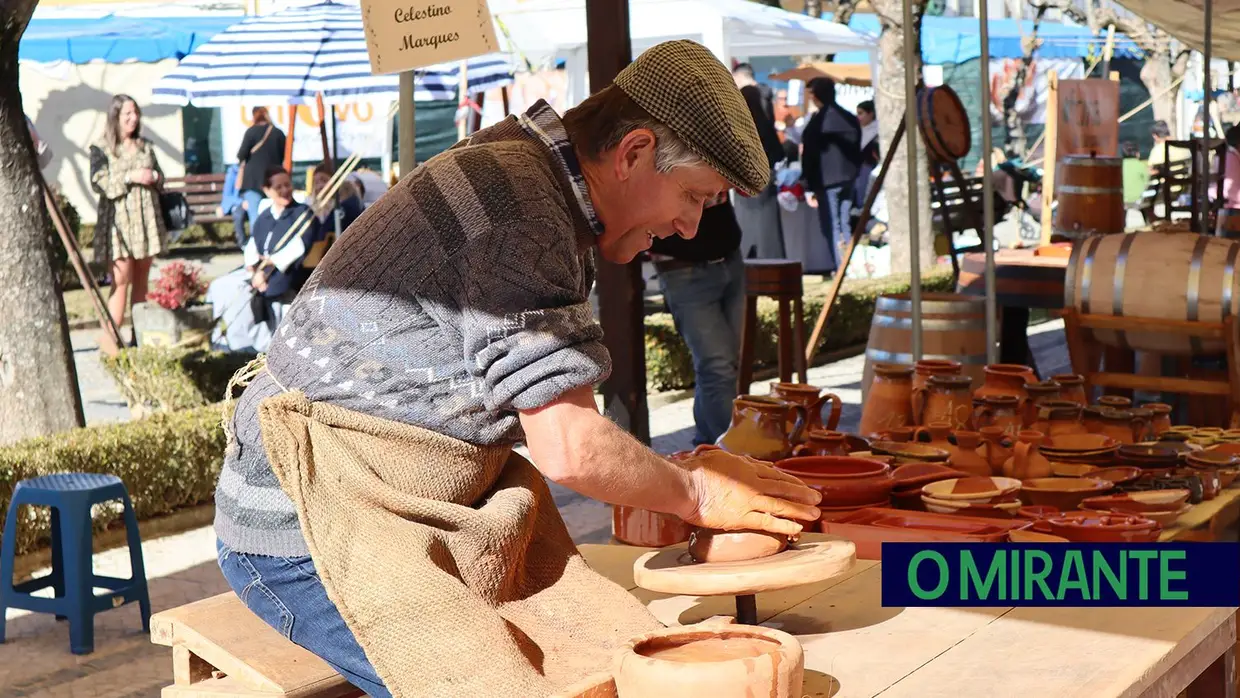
[917, 85, 971, 163]
[862, 293, 990, 401]
[1218, 208, 1240, 240]
[1065, 231, 1240, 355]
[1055, 155, 1125, 238]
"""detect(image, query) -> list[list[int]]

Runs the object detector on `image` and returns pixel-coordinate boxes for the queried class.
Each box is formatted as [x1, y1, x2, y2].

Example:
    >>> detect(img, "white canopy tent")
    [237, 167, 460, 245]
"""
[489, 0, 876, 106]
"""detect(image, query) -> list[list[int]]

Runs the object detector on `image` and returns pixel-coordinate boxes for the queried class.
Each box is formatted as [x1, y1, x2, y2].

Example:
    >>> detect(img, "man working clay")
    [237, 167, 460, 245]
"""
[214, 40, 821, 697]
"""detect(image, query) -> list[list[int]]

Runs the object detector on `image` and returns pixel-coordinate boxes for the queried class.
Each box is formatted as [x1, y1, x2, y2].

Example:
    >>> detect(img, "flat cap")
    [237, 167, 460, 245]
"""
[614, 40, 771, 196]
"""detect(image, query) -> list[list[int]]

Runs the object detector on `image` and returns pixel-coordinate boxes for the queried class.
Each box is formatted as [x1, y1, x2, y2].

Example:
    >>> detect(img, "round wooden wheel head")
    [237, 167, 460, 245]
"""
[632, 533, 857, 597]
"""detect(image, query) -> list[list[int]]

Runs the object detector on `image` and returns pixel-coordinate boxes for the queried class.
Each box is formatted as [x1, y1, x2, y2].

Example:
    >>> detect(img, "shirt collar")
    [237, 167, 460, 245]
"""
[516, 99, 605, 237]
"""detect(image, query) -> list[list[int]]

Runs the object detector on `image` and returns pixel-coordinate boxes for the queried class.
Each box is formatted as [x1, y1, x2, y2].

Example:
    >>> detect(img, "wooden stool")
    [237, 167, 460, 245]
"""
[738, 259, 807, 394]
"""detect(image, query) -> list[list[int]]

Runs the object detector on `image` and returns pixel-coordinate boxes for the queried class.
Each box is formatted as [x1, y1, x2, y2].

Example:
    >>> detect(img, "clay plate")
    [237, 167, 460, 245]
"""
[1187, 451, 1240, 469]
[1019, 477, 1112, 510]
[921, 476, 1022, 503]
[1050, 462, 1099, 478]
[821, 508, 1032, 559]
[921, 496, 1022, 518]
[1087, 466, 1143, 486]
[1080, 488, 1191, 513]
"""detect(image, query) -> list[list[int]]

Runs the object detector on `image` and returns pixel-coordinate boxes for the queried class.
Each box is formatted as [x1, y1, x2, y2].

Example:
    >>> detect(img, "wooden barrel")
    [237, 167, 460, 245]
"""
[917, 85, 971, 163]
[1055, 155, 1125, 238]
[1065, 231, 1240, 355]
[956, 250, 1068, 310]
[862, 293, 990, 402]
[1218, 208, 1240, 240]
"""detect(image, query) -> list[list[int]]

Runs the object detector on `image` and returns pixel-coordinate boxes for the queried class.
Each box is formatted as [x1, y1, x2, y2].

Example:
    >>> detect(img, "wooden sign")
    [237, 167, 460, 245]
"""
[360, 0, 499, 76]
[1055, 78, 1120, 157]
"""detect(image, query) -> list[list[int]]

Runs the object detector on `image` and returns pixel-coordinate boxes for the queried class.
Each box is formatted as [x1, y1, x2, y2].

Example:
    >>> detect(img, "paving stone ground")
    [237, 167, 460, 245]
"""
[3, 320, 1069, 697]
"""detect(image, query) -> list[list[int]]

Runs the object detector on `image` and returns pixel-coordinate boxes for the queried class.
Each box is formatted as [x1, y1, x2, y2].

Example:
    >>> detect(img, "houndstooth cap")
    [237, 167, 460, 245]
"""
[613, 40, 771, 196]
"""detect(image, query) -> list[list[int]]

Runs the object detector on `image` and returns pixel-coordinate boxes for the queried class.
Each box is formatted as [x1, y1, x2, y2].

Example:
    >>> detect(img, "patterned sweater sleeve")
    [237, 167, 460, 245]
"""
[460, 221, 611, 413]
[90, 147, 130, 201]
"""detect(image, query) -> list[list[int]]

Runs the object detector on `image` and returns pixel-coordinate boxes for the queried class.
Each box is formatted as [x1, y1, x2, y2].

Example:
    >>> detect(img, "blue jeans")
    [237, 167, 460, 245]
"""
[815, 183, 855, 275]
[216, 540, 391, 698]
[657, 251, 745, 445]
[241, 189, 265, 225]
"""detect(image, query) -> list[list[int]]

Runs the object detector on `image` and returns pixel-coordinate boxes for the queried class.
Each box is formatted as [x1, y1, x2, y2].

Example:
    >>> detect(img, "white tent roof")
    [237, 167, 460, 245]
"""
[1117, 0, 1240, 61]
[490, 0, 875, 68]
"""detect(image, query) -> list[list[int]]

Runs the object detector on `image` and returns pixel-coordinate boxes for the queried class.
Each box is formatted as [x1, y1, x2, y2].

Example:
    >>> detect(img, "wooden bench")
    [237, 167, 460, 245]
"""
[163, 173, 231, 233]
[150, 592, 362, 697]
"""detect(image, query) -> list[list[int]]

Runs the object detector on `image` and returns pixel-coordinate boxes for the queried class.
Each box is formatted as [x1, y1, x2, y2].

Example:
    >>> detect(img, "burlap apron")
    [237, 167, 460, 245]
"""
[252, 388, 661, 696]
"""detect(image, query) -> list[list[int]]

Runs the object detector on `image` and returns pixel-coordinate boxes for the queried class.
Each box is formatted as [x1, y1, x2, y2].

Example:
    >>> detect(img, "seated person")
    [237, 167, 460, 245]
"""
[308, 161, 364, 234]
[208, 166, 321, 354]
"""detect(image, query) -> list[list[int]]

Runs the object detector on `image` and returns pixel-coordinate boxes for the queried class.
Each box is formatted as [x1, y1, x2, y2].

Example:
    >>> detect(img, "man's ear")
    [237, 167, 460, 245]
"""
[613, 128, 657, 181]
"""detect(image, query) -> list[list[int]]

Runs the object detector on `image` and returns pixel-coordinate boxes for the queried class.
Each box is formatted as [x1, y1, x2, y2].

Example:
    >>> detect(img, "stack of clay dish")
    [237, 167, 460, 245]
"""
[1183, 450, 1238, 495]
[1080, 489, 1191, 527]
[1119, 475, 1205, 504]
[868, 440, 950, 465]
[920, 476, 1022, 518]
[1115, 444, 1180, 477]
[1086, 466, 1144, 486]
[1019, 477, 1112, 511]
[613, 622, 804, 697]
[773, 456, 894, 520]
[1043, 512, 1161, 542]
[1039, 433, 1120, 465]
[819, 508, 1033, 558]
[888, 463, 970, 510]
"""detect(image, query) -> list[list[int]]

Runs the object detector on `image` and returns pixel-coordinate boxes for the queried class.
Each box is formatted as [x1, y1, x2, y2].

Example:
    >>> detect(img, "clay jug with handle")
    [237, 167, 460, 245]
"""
[1002, 430, 1053, 480]
[915, 374, 973, 429]
[973, 395, 1022, 438]
[977, 426, 1012, 476]
[1021, 380, 1062, 428]
[860, 364, 915, 437]
[716, 396, 807, 461]
[770, 382, 843, 440]
[1030, 400, 1086, 438]
[949, 431, 992, 476]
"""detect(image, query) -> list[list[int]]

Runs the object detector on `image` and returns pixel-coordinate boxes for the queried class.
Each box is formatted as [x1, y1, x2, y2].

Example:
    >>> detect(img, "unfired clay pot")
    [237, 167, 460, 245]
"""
[716, 396, 806, 461]
[613, 625, 804, 698]
[770, 382, 843, 439]
[859, 364, 915, 437]
[688, 529, 787, 563]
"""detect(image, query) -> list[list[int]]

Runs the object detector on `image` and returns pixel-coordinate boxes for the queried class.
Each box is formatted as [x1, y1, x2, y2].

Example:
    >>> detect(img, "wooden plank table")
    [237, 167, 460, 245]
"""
[1162, 488, 1240, 542]
[580, 542, 1238, 698]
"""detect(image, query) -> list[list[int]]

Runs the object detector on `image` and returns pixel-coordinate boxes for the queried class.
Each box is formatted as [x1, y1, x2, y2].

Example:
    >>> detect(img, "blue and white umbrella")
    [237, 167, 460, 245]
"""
[151, 1, 514, 107]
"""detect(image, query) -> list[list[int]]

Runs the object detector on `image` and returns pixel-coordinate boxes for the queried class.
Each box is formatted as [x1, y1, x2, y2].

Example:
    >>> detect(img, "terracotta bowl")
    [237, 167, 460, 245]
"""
[890, 463, 971, 490]
[1082, 503, 1190, 527]
[921, 476, 1022, 503]
[1221, 469, 1239, 488]
[1042, 433, 1120, 453]
[1080, 488, 1191, 514]
[868, 441, 951, 464]
[845, 451, 896, 465]
[775, 456, 895, 508]
[1187, 451, 1240, 470]
[1008, 529, 1070, 543]
[921, 496, 1021, 518]
[1050, 462, 1099, 478]
[1207, 442, 1240, 458]
[1087, 466, 1144, 486]
[1045, 512, 1161, 542]
[1019, 477, 1113, 510]
[1116, 445, 1181, 469]
[615, 624, 804, 698]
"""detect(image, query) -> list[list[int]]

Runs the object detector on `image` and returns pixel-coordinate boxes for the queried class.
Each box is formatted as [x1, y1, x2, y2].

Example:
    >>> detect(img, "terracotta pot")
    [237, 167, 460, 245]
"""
[1030, 400, 1086, 438]
[1096, 408, 1145, 445]
[1143, 403, 1173, 438]
[974, 364, 1037, 403]
[923, 422, 954, 453]
[915, 374, 974, 430]
[614, 624, 804, 698]
[1003, 430, 1053, 480]
[912, 359, 963, 393]
[859, 364, 916, 437]
[948, 430, 992, 476]
[716, 396, 807, 461]
[1020, 477, 1112, 511]
[1082, 406, 1107, 434]
[1021, 380, 1062, 427]
[977, 426, 1012, 475]
[791, 429, 853, 457]
[613, 506, 692, 547]
[1096, 396, 1132, 410]
[1052, 374, 1088, 406]
[774, 456, 895, 507]
[769, 382, 842, 440]
[973, 395, 1022, 438]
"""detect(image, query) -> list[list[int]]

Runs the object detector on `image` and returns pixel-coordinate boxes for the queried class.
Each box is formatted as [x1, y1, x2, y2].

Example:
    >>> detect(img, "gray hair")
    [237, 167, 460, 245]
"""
[635, 119, 708, 173]
[561, 83, 709, 173]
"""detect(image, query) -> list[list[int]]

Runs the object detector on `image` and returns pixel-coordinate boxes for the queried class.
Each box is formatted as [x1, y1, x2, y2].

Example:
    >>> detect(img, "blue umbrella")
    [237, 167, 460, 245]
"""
[151, 1, 514, 107]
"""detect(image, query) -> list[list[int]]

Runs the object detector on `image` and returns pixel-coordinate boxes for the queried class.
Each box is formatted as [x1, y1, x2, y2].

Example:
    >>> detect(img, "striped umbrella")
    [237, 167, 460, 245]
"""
[151, 1, 514, 107]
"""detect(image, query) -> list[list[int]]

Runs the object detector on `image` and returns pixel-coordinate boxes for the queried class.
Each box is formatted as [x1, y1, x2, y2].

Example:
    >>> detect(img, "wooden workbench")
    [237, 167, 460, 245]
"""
[1162, 487, 1240, 542]
[580, 543, 1238, 697]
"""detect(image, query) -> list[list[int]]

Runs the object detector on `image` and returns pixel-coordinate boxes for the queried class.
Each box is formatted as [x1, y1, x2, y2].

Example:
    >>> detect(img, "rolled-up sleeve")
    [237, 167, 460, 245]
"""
[460, 224, 610, 413]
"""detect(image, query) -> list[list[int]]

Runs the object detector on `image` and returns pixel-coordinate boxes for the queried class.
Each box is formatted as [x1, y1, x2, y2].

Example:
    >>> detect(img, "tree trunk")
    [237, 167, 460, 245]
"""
[872, 0, 935, 275]
[806, 0, 823, 19]
[0, 0, 85, 444]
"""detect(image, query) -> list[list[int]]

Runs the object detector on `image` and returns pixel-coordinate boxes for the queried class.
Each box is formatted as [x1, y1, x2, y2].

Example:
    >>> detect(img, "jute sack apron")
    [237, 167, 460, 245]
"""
[252, 388, 661, 697]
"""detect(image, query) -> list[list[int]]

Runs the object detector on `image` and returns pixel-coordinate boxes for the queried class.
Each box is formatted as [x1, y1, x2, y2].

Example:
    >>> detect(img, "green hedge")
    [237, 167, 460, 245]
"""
[0, 405, 225, 557]
[101, 346, 254, 414]
[646, 269, 956, 392]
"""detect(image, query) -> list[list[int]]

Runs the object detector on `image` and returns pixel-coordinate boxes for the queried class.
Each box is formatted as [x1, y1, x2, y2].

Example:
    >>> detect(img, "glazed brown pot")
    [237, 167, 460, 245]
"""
[716, 396, 807, 461]
[1096, 408, 1145, 445]
[1142, 403, 1173, 437]
[915, 374, 974, 430]
[613, 506, 692, 547]
[859, 363, 915, 437]
[614, 625, 804, 698]
[974, 364, 1037, 403]
[1003, 430, 1053, 480]
[1021, 380, 1062, 427]
[1052, 374, 1088, 406]
[774, 456, 895, 507]
[792, 429, 852, 457]
[769, 382, 843, 440]
[973, 394, 1022, 438]
[1030, 400, 1086, 438]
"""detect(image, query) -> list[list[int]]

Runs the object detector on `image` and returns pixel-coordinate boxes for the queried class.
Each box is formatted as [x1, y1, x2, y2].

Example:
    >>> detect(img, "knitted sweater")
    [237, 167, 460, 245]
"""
[215, 101, 609, 556]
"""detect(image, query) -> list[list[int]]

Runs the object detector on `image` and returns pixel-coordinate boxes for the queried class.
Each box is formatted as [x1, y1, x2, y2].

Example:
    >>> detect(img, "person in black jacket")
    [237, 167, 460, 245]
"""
[650, 193, 744, 445]
[801, 78, 861, 276]
[731, 63, 786, 258]
[236, 107, 287, 229]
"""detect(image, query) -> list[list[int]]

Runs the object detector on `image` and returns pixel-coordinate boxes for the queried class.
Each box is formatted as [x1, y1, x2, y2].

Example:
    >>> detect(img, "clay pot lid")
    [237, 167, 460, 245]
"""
[1043, 434, 1120, 452]
[774, 455, 892, 479]
[1187, 451, 1240, 468]
[922, 476, 1022, 500]
[873, 363, 914, 377]
[927, 374, 972, 388]
[1046, 512, 1159, 530]
[1088, 466, 1144, 485]
[1021, 477, 1112, 494]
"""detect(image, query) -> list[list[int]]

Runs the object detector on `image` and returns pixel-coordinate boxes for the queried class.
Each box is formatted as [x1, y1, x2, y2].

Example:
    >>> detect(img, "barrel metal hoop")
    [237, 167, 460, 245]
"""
[1079, 235, 1103, 315]
[1064, 236, 1086, 308]
[1058, 185, 1124, 195]
[1111, 233, 1137, 351]
[872, 315, 988, 331]
[1189, 236, 1211, 355]
[866, 349, 988, 366]
[1225, 241, 1240, 319]
[1060, 157, 1123, 167]
[874, 295, 985, 315]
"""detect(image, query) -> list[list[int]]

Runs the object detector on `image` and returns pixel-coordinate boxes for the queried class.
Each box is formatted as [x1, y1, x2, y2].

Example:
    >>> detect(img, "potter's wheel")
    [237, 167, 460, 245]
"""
[632, 533, 856, 625]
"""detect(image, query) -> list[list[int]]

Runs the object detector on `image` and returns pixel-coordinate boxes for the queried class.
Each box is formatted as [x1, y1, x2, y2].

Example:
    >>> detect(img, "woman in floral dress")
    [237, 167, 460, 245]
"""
[89, 94, 167, 355]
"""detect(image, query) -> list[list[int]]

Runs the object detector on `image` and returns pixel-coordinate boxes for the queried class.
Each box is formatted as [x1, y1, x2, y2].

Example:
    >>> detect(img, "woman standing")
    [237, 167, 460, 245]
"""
[89, 94, 167, 355]
[800, 78, 861, 277]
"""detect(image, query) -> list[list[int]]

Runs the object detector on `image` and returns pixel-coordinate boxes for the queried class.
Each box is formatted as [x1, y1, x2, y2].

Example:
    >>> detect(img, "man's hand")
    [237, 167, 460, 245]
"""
[250, 266, 269, 293]
[675, 448, 821, 536]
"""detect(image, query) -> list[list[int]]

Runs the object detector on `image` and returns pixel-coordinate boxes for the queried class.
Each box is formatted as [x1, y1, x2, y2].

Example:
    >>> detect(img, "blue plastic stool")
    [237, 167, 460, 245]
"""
[0, 473, 151, 655]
